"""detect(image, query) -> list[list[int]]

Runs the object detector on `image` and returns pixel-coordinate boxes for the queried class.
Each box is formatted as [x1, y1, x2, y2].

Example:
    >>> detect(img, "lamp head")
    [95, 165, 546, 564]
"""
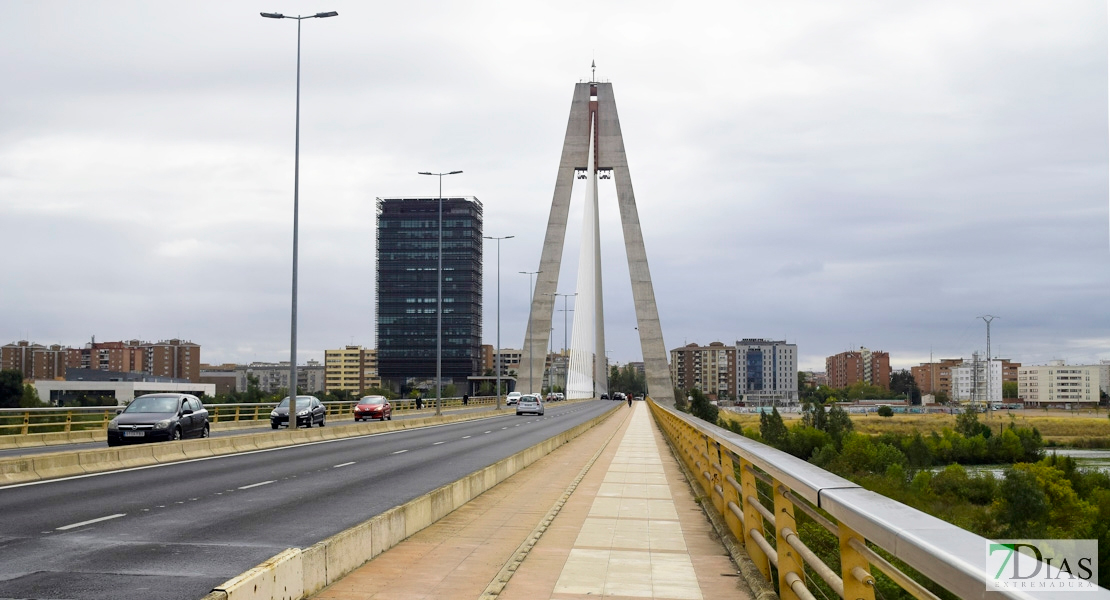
[315, 11, 339, 17]
[261, 12, 285, 18]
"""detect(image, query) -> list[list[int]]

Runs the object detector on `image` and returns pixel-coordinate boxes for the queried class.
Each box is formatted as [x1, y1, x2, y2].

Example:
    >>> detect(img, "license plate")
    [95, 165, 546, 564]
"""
[123, 431, 145, 437]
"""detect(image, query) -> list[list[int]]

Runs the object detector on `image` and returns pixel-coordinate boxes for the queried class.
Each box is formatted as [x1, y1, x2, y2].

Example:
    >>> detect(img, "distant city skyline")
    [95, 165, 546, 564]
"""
[1, 2, 1105, 374]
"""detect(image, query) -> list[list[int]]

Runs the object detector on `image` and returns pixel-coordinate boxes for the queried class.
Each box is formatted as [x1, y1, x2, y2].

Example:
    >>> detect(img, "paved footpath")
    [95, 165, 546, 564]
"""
[311, 402, 750, 600]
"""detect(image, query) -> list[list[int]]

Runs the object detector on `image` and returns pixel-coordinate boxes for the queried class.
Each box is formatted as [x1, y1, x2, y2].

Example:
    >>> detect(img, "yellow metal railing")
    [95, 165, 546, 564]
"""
[648, 400, 1068, 600]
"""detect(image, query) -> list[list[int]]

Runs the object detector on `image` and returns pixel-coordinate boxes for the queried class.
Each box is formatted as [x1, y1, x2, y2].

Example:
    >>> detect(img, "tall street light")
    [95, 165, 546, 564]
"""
[418, 170, 463, 416]
[484, 235, 514, 410]
[519, 270, 541, 394]
[548, 292, 577, 397]
[261, 10, 338, 426]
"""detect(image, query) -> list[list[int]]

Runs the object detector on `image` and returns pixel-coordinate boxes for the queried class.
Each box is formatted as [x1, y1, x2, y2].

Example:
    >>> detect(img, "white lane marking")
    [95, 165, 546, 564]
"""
[57, 513, 126, 531]
[238, 480, 275, 490]
[484, 431, 491, 434]
[501, 427, 508, 430]
[515, 424, 521, 427]
[333, 461, 356, 468]
[432, 441, 445, 445]
[462, 435, 471, 439]
[392, 449, 408, 454]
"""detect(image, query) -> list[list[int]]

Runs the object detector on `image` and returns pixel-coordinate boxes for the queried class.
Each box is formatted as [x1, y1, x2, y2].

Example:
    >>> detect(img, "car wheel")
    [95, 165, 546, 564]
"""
[172, 427, 182, 441]
[387, 413, 392, 420]
[271, 422, 279, 429]
[108, 439, 119, 447]
[305, 418, 311, 428]
[320, 416, 326, 427]
[201, 424, 210, 438]
[380, 415, 386, 421]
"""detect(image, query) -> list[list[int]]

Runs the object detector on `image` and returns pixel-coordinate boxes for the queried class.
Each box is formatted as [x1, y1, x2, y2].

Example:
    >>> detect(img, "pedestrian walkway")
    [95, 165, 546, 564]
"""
[311, 402, 749, 600]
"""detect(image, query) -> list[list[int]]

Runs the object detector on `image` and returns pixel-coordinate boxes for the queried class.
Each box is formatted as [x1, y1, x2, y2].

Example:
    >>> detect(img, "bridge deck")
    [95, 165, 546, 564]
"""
[311, 402, 749, 600]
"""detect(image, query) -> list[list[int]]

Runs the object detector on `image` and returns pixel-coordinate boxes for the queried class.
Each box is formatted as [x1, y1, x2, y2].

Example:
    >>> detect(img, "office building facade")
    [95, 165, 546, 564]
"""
[376, 197, 483, 389]
[736, 339, 798, 405]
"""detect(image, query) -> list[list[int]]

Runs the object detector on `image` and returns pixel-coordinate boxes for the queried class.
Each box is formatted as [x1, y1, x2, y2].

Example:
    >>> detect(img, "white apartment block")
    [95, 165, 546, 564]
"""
[950, 358, 1003, 404]
[1018, 361, 1100, 407]
[495, 348, 522, 377]
[736, 339, 798, 405]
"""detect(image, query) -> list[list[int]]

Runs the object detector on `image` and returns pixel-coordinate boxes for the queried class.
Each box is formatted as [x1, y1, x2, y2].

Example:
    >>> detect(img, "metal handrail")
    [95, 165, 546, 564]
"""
[647, 400, 1109, 600]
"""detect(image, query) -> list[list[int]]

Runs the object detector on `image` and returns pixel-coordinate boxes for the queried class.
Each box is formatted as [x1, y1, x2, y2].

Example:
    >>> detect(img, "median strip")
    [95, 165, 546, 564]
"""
[57, 513, 126, 531]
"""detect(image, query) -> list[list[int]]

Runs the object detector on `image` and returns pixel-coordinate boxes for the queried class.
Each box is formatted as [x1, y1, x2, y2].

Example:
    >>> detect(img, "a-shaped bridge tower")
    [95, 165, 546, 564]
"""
[521, 77, 675, 406]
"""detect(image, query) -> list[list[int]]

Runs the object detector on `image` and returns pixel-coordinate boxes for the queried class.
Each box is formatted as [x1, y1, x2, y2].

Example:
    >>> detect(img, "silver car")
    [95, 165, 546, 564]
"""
[516, 394, 544, 416]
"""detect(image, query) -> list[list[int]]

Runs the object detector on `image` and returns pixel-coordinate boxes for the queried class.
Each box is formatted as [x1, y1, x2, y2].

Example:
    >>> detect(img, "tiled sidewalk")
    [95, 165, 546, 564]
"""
[310, 403, 748, 600]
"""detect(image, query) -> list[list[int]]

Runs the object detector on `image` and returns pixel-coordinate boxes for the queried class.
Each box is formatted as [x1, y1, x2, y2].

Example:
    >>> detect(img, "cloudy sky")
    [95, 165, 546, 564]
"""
[1, 1, 1106, 372]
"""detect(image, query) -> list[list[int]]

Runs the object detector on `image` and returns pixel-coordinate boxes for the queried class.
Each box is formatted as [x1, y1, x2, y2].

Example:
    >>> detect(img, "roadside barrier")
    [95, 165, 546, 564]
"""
[200, 402, 620, 600]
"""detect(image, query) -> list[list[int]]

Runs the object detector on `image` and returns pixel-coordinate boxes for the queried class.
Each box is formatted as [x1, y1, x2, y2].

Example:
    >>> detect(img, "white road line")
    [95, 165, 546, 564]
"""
[501, 427, 508, 430]
[333, 461, 356, 468]
[432, 441, 445, 445]
[392, 449, 408, 454]
[484, 431, 491, 434]
[57, 513, 126, 531]
[515, 424, 521, 427]
[238, 480, 275, 490]
[462, 436, 471, 439]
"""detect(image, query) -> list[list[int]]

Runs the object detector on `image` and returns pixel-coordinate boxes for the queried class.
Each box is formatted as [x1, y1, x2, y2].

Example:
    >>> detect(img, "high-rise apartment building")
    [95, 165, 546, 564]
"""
[912, 358, 1020, 397]
[2, 341, 69, 380]
[143, 339, 200, 382]
[736, 339, 798, 405]
[324, 346, 381, 393]
[669, 342, 736, 401]
[950, 355, 1003, 403]
[825, 347, 891, 390]
[376, 197, 483, 390]
[5, 338, 201, 382]
[1018, 361, 1100, 408]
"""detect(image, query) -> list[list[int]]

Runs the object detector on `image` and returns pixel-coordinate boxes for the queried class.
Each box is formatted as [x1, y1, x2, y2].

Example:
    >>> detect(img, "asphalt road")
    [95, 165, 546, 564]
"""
[0, 404, 503, 459]
[0, 400, 616, 600]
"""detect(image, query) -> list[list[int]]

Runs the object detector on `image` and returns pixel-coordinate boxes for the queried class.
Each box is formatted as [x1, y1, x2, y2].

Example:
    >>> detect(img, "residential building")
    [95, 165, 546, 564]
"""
[66, 339, 146, 375]
[143, 339, 200, 382]
[803, 371, 828, 387]
[912, 358, 1020, 397]
[199, 363, 238, 395]
[669, 342, 736, 401]
[376, 197, 483, 390]
[736, 339, 798, 405]
[493, 349, 522, 377]
[324, 346, 381, 394]
[1099, 360, 1110, 397]
[236, 361, 325, 394]
[950, 355, 1003, 404]
[2, 340, 69, 380]
[1018, 361, 1101, 408]
[826, 347, 891, 390]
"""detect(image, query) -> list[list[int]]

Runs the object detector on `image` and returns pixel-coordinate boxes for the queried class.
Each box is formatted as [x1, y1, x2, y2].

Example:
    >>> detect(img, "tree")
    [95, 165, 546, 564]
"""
[877, 405, 894, 417]
[956, 404, 989, 438]
[890, 370, 920, 404]
[824, 404, 854, 447]
[688, 388, 718, 424]
[1003, 381, 1018, 399]
[759, 407, 788, 448]
[0, 369, 23, 409]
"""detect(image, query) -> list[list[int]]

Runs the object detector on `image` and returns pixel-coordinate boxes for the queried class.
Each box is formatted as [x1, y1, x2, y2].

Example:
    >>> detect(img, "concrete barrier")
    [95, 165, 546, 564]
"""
[208, 402, 620, 600]
[181, 438, 214, 460]
[78, 447, 120, 473]
[115, 444, 156, 469]
[32, 452, 86, 480]
[150, 442, 187, 463]
[0, 456, 39, 485]
[211, 547, 302, 600]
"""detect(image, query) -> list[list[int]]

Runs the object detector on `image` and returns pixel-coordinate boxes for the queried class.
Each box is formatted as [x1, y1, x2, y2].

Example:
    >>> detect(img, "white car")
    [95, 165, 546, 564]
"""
[506, 392, 522, 406]
[516, 394, 545, 416]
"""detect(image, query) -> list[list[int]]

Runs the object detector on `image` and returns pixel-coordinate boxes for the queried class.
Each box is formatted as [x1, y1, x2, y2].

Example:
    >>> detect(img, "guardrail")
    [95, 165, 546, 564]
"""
[649, 400, 1108, 600]
[0, 396, 502, 436]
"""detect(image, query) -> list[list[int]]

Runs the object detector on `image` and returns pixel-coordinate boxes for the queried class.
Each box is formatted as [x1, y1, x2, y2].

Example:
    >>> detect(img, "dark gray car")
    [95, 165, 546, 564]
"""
[107, 393, 210, 446]
[270, 395, 326, 429]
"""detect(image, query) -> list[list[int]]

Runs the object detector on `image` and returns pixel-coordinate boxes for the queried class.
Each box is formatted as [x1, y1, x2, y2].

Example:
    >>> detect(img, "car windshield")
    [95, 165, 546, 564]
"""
[277, 396, 315, 408]
[125, 396, 179, 413]
[359, 397, 386, 406]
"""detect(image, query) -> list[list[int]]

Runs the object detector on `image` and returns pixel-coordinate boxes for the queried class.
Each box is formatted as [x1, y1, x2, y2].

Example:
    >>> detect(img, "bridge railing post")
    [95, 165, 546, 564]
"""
[839, 523, 876, 600]
[739, 458, 771, 580]
[773, 479, 805, 600]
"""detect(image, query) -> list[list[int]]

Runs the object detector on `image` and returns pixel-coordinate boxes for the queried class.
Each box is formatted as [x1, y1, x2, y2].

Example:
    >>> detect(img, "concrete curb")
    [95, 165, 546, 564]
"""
[204, 403, 621, 600]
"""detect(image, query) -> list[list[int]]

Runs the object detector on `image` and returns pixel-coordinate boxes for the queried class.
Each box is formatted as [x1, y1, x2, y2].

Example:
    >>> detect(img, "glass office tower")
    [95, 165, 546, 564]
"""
[376, 197, 483, 389]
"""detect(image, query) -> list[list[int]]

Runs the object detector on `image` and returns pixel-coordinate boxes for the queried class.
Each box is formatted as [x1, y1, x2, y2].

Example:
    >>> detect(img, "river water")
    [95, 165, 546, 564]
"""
[953, 448, 1110, 477]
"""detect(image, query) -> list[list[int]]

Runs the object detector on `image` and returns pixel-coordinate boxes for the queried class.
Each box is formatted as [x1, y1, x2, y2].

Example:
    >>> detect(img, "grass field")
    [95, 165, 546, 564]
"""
[718, 409, 1110, 445]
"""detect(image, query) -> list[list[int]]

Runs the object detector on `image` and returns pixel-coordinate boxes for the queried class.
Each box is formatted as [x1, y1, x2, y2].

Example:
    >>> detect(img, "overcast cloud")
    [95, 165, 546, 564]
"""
[0, 0, 1106, 372]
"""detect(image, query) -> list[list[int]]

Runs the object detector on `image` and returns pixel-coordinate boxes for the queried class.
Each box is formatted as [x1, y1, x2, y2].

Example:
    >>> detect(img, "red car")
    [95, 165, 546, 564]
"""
[354, 395, 392, 421]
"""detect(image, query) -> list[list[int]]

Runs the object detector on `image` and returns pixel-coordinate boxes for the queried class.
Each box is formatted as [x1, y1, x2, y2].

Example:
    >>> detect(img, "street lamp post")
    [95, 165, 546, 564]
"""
[261, 10, 338, 426]
[519, 270, 541, 394]
[419, 170, 463, 416]
[484, 235, 514, 410]
[548, 292, 577, 397]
